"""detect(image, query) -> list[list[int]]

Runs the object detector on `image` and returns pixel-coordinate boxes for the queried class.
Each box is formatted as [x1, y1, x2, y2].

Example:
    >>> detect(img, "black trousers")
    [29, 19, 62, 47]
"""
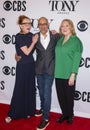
[55, 78, 75, 117]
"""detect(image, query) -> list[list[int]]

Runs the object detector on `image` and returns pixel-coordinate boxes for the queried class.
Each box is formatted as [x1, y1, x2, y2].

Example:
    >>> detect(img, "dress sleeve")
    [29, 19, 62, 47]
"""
[72, 37, 83, 74]
[15, 34, 26, 48]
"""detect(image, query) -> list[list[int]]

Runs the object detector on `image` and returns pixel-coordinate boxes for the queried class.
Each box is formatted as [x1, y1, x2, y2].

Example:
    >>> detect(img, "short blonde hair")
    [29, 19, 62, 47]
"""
[59, 19, 76, 36]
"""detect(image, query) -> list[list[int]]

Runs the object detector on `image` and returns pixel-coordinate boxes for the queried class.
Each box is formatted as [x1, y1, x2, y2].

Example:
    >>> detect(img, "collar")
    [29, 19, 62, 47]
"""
[40, 30, 49, 38]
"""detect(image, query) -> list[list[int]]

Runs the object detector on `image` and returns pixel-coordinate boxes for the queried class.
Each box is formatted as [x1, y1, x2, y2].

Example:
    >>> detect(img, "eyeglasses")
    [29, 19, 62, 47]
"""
[38, 23, 48, 26]
[21, 22, 31, 26]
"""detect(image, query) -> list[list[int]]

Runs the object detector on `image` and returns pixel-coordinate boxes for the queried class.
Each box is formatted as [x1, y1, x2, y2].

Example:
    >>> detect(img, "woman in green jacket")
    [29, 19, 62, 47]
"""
[55, 19, 83, 124]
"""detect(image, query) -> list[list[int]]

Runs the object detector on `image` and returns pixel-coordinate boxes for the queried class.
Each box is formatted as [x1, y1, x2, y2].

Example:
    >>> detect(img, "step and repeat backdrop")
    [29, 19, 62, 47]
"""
[0, 0, 90, 118]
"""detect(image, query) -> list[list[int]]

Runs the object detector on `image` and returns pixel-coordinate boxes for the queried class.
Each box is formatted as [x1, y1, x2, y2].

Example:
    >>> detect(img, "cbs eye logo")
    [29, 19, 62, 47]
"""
[3, 0, 26, 11]
[3, 1, 12, 11]
[74, 90, 90, 102]
[2, 34, 11, 44]
[2, 66, 15, 76]
[77, 21, 88, 32]
[74, 91, 81, 100]
[2, 34, 15, 44]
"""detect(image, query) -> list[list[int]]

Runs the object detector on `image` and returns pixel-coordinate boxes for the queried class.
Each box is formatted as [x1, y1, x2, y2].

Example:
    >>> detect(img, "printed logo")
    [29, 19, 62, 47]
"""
[3, 0, 26, 11]
[0, 18, 5, 28]
[2, 34, 15, 44]
[74, 90, 81, 100]
[74, 90, 90, 102]
[0, 81, 5, 90]
[0, 50, 5, 60]
[49, 0, 79, 14]
[80, 57, 90, 68]
[77, 21, 88, 31]
[2, 66, 15, 76]
[3, 1, 12, 11]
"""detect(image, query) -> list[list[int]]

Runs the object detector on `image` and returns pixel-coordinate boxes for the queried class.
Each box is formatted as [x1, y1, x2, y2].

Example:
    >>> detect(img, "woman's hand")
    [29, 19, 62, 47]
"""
[51, 30, 57, 35]
[32, 34, 38, 45]
[68, 73, 75, 86]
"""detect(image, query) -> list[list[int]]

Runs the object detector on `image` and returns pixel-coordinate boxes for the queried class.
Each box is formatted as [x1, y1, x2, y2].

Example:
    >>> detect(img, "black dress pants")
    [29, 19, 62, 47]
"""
[55, 78, 75, 117]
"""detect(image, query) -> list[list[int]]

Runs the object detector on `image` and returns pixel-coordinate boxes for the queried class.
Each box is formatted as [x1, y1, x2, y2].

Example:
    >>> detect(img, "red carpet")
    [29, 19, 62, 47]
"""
[0, 103, 90, 130]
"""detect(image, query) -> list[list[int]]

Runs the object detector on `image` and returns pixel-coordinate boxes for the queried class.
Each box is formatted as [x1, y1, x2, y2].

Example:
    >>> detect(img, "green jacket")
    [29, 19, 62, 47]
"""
[54, 35, 83, 80]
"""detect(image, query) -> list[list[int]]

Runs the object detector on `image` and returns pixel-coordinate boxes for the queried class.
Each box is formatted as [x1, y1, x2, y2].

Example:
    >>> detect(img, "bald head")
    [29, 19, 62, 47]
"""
[38, 17, 49, 35]
[38, 17, 48, 24]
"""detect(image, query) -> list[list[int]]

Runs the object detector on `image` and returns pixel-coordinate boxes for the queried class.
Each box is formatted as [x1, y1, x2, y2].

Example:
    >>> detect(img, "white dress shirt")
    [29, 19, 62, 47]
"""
[40, 31, 50, 50]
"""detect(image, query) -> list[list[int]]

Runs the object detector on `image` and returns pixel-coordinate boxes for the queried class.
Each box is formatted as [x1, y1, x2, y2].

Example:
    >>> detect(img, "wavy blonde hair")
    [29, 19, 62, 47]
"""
[59, 19, 76, 36]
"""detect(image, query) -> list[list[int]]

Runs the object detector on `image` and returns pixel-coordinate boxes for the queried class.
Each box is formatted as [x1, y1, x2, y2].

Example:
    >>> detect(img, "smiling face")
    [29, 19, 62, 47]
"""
[60, 19, 76, 36]
[19, 18, 31, 34]
[38, 17, 49, 35]
[60, 21, 72, 36]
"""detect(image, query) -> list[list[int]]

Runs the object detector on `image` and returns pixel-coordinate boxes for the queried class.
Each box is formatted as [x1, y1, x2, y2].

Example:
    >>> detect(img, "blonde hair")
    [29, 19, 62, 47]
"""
[17, 15, 30, 25]
[59, 19, 76, 36]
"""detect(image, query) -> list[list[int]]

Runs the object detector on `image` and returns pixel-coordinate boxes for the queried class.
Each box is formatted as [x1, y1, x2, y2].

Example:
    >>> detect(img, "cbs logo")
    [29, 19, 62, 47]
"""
[2, 34, 15, 44]
[0, 18, 5, 28]
[2, 66, 15, 76]
[0, 50, 5, 60]
[0, 81, 5, 90]
[74, 90, 90, 102]
[77, 21, 88, 32]
[3, 0, 26, 11]
[80, 57, 90, 68]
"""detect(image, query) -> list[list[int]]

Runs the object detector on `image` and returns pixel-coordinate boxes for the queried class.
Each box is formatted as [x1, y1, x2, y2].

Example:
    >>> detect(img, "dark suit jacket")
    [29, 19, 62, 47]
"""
[35, 31, 59, 76]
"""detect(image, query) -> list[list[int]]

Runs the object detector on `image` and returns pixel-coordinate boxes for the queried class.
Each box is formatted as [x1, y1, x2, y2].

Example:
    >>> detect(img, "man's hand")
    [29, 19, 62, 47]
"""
[51, 30, 58, 35]
[15, 53, 21, 62]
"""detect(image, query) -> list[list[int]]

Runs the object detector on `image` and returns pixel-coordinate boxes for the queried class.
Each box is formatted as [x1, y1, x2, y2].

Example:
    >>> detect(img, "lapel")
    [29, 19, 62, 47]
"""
[37, 32, 45, 50]
[46, 31, 53, 50]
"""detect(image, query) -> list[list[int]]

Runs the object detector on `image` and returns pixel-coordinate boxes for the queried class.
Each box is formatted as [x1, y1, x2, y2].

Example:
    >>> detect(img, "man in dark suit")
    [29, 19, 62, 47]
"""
[35, 17, 59, 130]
